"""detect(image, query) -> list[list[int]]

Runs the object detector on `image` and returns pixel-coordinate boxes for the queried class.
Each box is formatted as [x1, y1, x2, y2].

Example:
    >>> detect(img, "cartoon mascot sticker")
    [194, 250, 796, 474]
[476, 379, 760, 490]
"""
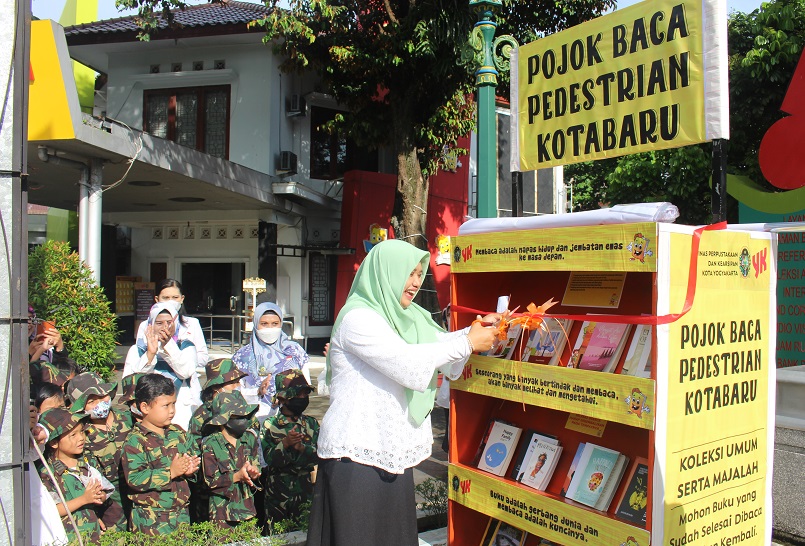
[627, 233, 653, 263]
[363, 223, 388, 253]
[625, 388, 651, 419]
[435, 234, 451, 266]
[620, 536, 641, 546]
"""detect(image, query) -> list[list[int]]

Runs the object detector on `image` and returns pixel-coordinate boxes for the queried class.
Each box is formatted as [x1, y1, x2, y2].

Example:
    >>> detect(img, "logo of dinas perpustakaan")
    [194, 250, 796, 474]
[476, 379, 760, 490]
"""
[739, 247, 750, 278]
[620, 536, 641, 546]
[453, 245, 462, 263]
[452, 475, 460, 493]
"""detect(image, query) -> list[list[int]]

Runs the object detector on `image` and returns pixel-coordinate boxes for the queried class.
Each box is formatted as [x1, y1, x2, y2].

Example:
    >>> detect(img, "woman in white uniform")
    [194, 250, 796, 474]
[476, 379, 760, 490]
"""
[124, 302, 201, 429]
[135, 279, 208, 370]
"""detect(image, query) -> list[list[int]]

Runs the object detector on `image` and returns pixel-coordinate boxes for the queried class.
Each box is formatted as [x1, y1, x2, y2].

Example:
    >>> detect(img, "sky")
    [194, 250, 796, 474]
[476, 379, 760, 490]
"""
[34, 0, 766, 24]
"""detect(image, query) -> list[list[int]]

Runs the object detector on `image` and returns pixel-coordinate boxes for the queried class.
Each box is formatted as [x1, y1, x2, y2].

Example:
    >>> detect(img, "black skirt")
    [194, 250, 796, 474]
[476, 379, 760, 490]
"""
[306, 458, 418, 546]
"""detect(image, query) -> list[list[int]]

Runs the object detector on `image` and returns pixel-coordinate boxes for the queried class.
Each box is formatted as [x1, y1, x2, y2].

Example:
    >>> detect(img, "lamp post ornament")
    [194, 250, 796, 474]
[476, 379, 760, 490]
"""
[466, 0, 518, 218]
[242, 277, 266, 322]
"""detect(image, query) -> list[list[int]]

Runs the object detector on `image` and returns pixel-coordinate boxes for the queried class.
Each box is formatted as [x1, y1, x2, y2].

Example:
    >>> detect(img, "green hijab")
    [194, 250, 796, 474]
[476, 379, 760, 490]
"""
[328, 239, 443, 426]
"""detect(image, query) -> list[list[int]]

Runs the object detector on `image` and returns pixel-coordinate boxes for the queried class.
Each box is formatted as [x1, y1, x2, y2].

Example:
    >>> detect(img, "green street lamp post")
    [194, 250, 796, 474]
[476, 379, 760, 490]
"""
[468, 0, 517, 218]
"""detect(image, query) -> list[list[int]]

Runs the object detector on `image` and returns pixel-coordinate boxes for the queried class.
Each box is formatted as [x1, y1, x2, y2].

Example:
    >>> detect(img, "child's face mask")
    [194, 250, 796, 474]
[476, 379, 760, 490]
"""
[284, 396, 309, 416]
[90, 399, 111, 420]
[225, 417, 250, 438]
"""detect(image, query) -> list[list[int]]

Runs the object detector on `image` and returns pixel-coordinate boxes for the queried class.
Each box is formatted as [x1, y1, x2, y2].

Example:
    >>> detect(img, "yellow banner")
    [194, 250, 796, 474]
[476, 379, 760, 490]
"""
[29, 21, 78, 141]
[449, 463, 650, 545]
[515, 0, 708, 169]
[662, 230, 773, 545]
[451, 356, 655, 430]
[451, 223, 657, 273]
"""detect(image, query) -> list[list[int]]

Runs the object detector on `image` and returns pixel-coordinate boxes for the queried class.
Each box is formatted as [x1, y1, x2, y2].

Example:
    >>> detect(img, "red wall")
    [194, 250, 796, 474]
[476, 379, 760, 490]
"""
[336, 139, 470, 314]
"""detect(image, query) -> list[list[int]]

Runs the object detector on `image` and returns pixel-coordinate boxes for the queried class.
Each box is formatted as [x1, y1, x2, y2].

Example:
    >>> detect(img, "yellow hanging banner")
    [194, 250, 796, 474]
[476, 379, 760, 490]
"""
[451, 223, 658, 273]
[451, 356, 655, 430]
[659, 229, 774, 545]
[449, 463, 650, 545]
[511, 0, 728, 170]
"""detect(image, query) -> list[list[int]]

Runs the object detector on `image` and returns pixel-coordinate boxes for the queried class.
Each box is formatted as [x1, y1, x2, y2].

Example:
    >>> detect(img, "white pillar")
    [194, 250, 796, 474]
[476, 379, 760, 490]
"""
[78, 167, 89, 266]
[86, 158, 103, 285]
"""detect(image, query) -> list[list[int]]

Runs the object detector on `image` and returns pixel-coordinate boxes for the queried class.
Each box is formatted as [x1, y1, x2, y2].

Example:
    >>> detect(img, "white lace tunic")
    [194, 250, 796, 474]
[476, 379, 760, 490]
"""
[317, 307, 471, 474]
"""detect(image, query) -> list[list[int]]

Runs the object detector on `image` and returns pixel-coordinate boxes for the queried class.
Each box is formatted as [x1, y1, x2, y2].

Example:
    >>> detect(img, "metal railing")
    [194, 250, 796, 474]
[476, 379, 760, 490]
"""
[198, 314, 299, 354]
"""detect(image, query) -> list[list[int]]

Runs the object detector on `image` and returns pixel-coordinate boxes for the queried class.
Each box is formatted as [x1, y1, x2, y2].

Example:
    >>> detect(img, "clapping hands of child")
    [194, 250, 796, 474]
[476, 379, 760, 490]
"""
[170, 453, 201, 479]
[235, 461, 261, 488]
[81, 479, 106, 506]
[282, 428, 306, 452]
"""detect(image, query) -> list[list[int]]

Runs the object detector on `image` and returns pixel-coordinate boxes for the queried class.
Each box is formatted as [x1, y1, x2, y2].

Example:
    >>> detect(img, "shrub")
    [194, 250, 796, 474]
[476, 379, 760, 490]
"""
[28, 240, 118, 379]
[65, 520, 277, 546]
[416, 477, 448, 528]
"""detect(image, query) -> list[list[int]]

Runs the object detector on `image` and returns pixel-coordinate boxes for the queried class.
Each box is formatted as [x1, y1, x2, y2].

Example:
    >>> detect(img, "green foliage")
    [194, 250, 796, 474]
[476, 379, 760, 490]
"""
[415, 477, 448, 527]
[28, 241, 118, 379]
[728, 0, 805, 183]
[66, 520, 273, 546]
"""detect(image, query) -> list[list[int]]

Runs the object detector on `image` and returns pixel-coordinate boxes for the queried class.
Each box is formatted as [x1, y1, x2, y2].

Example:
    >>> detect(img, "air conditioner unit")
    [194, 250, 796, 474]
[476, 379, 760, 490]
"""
[286, 94, 306, 117]
[278, 151, 298, 175]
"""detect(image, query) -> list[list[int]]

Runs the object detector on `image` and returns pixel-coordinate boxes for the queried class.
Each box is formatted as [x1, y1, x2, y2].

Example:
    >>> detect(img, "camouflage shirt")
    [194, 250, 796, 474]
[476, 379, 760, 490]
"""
[37, 456, 103, 544]
[261, 411, 319, 523]
[84, 406, 131, 531]
[201, 429, 261, 524]
[121, 422, 197, 536]
[190, 399, 260, 449]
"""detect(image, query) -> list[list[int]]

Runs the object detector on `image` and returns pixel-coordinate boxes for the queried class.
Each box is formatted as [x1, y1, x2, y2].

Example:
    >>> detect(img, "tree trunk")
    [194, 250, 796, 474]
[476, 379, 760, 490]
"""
[390, 104, 443, 320]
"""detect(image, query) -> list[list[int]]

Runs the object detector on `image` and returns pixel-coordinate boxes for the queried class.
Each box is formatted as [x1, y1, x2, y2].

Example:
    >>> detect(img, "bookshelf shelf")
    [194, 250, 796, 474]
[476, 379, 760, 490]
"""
[447, 222, 776, 546]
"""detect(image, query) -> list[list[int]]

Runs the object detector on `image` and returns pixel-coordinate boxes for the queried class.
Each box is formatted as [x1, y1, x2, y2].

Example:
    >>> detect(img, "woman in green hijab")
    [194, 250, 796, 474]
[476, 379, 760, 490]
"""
[307, 239, 498, 546]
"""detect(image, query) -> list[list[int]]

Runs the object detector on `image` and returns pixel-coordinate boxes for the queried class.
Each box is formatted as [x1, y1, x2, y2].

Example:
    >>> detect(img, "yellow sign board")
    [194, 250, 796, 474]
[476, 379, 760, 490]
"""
[659, 229, 774, 545]
[451, 355, 655, 430]
[511, 0, 728, 170]
[451, 223, 658, 273]
[449, 463, 650, 545]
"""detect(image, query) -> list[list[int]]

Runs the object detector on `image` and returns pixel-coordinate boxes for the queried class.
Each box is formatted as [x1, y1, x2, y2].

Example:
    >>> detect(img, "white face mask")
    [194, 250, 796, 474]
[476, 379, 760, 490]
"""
[256, 327, 282, 345]
[164, 300, 182, 314]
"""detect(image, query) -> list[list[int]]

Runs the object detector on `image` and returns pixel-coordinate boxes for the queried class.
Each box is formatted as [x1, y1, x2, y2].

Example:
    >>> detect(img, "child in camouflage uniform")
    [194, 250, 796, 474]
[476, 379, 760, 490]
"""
[38, 407, 115, 543]
[189, 358, 248, 443]
[118, 372, 145, 428]
[121, 374, 200, 536]
[67, 372, 129, 532]
[262, 369, 319, 526]
[201, 390, 262, 528]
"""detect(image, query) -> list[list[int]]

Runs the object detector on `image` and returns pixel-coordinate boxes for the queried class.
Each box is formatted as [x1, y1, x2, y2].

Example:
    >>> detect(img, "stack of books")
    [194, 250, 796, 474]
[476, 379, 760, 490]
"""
[567, 321, 632, 372]
[511, 431, 563, 491]
[562, 442, 629, 512]
[520, 318, 574, 366]
[480, 519, 529, 546]
[475, 420, 522, 476]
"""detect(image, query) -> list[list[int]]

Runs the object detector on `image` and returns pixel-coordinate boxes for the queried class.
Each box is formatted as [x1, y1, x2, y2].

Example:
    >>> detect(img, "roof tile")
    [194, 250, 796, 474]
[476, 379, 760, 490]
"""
[64, 1, 270, 37]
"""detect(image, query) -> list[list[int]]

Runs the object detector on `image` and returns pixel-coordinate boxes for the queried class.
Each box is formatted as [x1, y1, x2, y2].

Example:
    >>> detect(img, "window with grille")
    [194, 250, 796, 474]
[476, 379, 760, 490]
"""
[308, 253, 337, 326]
[310, 106, 378, 180]
[144, 86, 230, 159]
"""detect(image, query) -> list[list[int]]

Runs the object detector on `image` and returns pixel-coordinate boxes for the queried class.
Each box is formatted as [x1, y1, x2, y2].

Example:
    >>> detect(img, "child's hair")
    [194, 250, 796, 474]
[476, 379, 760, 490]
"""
[53, 357, 79, 377]
[135, 374, 175, 407]
[33, 382, 64, 410]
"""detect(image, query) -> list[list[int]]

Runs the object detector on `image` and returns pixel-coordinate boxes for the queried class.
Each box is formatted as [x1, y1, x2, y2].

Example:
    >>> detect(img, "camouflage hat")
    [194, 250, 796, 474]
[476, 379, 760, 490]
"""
[119, 373, 145, 406]
[205, 390, 258, 427]
[203, 358, 247, 391]
[272, 369, 312, 405]
[66, 372, 118, 414]
[36, 361, 72, 387]
[39, 407, 88, 443]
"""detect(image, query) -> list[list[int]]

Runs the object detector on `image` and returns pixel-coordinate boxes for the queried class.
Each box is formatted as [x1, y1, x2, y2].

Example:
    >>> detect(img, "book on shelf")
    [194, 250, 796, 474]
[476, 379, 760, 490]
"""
[560, 442, 586, 497]
[622, 325, 653, 378]
[518, 440, 563, 491]
[520, 318, 574, 365]
[567, 321, 632, 372]
[476, 420, 522, 476]
[485, 323, 524, 360]
[510, 430, 558, 481]
[480, 518, 529, 546]
[593, 453, 629, 512]
[565, 443, 623, 508]
[614, 457, 650, 526]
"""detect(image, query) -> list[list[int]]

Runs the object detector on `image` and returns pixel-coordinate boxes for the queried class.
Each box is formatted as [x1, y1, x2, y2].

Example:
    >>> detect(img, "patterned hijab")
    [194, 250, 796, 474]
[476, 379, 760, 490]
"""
[329, 239, 443, 426]
[247, 302, 293, 378]
[135, 303, 184, 391]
